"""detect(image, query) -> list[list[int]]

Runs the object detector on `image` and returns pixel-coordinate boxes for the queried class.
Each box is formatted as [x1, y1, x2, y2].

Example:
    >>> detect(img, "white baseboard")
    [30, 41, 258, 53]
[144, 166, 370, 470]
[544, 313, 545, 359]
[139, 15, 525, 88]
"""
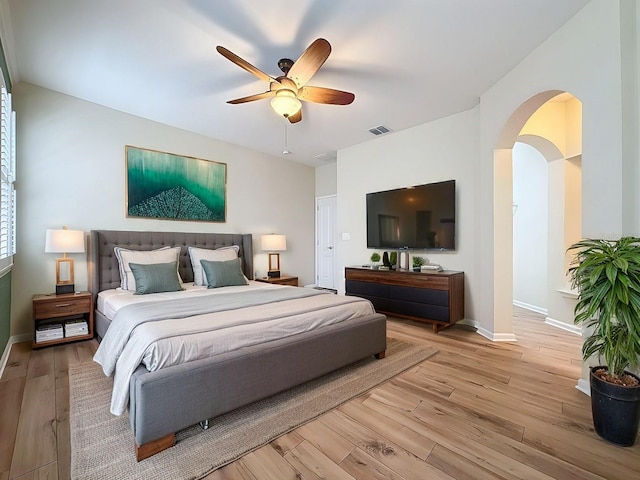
[545, 316, 582, 336]
[459, 319, 518, 342]
[513, 300, 548, 316]
[0, 333, 31, 380]
[576, 377, 591, 396]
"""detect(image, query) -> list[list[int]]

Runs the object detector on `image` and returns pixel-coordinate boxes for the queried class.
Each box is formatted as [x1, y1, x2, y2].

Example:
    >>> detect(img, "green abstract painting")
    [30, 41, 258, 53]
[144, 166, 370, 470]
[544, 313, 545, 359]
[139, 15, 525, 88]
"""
[126, 146, 226, 222]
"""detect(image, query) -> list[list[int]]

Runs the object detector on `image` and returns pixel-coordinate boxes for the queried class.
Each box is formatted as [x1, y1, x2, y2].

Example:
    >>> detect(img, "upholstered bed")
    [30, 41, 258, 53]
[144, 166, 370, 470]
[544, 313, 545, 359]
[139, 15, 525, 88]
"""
[88, 230, 387, 460]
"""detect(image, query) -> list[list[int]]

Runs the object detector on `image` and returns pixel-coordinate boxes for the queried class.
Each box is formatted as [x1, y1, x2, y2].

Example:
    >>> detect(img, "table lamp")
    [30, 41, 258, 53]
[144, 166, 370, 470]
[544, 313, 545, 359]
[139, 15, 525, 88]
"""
[261, 234, 287, 278]
[45, 227, 85, 294]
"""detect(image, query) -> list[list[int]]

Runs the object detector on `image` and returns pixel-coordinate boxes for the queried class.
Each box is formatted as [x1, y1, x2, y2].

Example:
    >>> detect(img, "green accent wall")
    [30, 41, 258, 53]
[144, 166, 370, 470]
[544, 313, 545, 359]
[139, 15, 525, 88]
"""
[0, 272, 10, 356]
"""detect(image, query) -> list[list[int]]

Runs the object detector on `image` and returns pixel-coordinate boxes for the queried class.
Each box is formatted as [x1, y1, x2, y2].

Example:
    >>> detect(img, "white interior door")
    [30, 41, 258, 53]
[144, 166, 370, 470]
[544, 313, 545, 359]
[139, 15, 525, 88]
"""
[316, 195, 336, 289]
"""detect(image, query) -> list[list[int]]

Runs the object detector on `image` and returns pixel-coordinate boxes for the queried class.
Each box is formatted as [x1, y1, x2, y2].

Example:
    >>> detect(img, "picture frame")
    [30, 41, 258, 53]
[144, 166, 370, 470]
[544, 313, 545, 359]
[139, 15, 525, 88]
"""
[125, 146, 227, 222]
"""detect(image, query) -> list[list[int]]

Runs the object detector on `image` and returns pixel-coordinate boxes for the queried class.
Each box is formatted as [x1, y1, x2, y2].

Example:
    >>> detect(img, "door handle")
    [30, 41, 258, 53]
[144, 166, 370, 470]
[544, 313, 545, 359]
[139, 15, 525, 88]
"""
[327, 246, 333, 250]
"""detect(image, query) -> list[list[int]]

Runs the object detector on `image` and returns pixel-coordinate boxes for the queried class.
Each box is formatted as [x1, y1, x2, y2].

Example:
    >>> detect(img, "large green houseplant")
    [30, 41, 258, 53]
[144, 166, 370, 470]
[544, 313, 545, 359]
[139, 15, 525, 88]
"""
[567, 237, 640, 446]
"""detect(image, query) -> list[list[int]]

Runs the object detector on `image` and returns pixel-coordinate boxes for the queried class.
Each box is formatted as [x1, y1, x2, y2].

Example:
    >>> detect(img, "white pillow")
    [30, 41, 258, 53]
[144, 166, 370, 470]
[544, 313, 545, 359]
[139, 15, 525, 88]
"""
[114, 246, 182, 291]
[188, 246, 240, 286]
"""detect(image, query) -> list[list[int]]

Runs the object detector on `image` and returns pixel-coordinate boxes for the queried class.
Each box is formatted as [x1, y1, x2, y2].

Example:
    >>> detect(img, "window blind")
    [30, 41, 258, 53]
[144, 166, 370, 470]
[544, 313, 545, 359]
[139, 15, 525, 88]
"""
[0, 86, 16, 262]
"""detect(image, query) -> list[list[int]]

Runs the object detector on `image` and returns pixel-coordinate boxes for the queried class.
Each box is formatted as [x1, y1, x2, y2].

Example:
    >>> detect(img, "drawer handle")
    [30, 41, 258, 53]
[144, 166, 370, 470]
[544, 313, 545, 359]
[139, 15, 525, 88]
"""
[55, 303, 72, 308]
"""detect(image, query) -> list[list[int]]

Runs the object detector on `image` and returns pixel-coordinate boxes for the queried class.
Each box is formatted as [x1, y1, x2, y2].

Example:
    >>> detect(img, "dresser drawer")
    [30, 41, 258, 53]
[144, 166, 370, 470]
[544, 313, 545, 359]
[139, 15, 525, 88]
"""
[388, 284, 449, 307]
[33, 296, 91, 319]
[388, 299, 450, 322]
[346, 279, 388, 297]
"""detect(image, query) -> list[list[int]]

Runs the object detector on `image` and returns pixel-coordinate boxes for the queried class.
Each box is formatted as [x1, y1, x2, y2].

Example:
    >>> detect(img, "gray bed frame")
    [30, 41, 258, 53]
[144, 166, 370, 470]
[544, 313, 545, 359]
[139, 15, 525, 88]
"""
[88, 230, 387, 461]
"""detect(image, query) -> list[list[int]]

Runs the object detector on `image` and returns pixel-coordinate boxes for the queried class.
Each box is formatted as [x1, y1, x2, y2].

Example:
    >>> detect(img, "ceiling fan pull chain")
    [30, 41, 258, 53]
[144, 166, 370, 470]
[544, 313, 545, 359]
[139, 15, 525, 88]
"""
[283, 121, 289, 155]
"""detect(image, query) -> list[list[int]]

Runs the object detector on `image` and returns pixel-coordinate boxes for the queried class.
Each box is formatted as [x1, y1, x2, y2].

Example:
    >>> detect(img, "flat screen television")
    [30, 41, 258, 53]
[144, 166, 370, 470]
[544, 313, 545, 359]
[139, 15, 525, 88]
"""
[366, 180, 456, 250]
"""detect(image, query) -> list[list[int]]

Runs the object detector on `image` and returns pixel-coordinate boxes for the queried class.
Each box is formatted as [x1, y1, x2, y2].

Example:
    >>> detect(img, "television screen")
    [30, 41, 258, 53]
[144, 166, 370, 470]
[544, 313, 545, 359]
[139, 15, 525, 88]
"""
[366, 180, 456, 250]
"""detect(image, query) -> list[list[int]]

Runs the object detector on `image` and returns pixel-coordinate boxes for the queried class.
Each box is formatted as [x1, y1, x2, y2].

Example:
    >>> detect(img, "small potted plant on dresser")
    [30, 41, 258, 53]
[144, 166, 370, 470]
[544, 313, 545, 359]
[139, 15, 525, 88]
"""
[412, 256, 426, 272]
[370, 252, 381, 268]
[568, 237, 640, 446]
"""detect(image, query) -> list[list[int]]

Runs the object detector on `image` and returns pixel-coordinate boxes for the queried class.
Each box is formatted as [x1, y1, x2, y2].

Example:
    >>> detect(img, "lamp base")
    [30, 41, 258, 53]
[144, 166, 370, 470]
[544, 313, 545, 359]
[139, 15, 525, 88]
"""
[267, 270, 281, 278]
[56, 284, 75, 295]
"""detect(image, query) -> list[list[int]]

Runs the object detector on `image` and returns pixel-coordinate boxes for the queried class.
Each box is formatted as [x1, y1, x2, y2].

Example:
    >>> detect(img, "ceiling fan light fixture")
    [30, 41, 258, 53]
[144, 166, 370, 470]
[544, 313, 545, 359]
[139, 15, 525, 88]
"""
[270, 89, 302, 118]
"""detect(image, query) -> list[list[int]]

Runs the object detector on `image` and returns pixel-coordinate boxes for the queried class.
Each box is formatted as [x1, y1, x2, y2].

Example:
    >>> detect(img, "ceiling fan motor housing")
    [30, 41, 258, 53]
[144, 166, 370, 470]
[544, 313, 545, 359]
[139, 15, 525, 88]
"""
[278, 58, 295, 74]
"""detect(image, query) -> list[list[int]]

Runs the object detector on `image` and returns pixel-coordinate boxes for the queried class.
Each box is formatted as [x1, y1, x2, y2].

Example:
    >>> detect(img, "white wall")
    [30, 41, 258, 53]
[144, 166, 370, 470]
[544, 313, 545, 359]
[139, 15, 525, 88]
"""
[480, 0, 627, 338]
[333, 0, 635, 347]
[513, 142, 548, 312]
[544, 155, 583, 334]
[336, 108, 480, 322]
[11, 83, 316, 336]
[315, 162, 337, 197]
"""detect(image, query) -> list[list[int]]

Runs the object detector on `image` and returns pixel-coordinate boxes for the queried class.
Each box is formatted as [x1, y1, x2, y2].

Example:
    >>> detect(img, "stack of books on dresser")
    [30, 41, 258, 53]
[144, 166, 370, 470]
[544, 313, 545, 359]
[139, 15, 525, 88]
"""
[35, 323, 63, 343]
[64, 318, 89, 337]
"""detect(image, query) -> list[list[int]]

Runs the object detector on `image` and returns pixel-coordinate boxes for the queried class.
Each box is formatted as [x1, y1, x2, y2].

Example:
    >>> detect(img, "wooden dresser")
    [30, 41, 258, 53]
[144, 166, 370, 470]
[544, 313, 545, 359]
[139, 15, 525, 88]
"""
[345, 267, 464, 332]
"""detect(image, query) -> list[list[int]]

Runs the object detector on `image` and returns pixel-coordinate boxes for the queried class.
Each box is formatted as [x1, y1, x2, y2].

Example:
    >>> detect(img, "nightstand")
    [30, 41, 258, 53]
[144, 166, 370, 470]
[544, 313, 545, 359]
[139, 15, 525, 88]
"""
[32, 291, 94, 348]
[255, 275, 299, 287]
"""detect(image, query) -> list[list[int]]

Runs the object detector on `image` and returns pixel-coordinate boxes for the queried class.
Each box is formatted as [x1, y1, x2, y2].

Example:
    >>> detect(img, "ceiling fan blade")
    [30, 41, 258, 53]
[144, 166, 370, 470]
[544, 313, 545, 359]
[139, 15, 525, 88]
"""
[287, 38, 331, 89]
[298, 86, 355, 105]
[227, 90, 275, 104]
[216, 46, 275, 83]
[287, 109, 302, 124]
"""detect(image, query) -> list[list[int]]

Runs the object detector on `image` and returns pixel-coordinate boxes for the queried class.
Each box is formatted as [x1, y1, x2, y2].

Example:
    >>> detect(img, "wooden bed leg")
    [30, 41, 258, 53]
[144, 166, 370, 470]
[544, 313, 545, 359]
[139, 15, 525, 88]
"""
[374, 351, 386, 359]
[135, 433, 175, 461]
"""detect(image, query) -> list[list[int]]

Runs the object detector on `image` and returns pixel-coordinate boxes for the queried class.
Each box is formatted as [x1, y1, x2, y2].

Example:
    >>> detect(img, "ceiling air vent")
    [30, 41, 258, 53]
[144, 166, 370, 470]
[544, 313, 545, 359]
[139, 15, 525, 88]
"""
[313, 151, 337, 162]
[368, 125, 392, 136]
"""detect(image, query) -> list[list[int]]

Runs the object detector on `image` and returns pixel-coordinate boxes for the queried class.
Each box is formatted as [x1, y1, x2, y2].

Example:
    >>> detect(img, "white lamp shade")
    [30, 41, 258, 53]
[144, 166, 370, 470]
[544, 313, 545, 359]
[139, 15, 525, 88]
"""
[270, 90, 302, 117]
[261, 234, 287, 252]
[45, 229, 85, 253]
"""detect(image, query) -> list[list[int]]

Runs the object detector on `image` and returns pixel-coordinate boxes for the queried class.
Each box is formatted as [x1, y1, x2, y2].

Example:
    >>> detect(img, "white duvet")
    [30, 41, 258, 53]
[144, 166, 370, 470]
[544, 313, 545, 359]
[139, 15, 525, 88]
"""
[93, 282, 375, 415]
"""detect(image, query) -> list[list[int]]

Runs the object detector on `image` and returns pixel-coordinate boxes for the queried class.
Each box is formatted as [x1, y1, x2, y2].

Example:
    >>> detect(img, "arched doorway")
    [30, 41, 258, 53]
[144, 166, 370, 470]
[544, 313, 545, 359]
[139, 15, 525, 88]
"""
[494, 90, 582, 339]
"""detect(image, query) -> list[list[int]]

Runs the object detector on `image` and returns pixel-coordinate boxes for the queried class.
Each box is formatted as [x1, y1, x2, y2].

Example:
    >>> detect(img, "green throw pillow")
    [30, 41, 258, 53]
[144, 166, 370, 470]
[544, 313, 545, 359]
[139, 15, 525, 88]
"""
[200, 258, 248, 288]
[129, 261, 183, 295]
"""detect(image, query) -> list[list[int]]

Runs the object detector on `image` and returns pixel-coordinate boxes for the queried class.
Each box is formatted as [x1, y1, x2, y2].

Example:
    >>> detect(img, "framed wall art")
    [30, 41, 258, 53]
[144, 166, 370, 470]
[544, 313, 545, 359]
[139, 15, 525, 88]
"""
[125, 146, 227, 222]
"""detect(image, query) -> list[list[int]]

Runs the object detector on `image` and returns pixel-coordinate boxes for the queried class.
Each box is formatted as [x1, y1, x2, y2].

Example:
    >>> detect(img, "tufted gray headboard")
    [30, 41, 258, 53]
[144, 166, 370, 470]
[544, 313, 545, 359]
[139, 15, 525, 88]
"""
[89, 230, 253, 297]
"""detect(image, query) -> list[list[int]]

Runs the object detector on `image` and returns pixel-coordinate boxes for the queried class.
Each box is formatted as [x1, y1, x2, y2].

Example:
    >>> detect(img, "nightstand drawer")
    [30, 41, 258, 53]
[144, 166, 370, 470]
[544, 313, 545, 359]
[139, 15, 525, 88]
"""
[34, 296, 91, 319]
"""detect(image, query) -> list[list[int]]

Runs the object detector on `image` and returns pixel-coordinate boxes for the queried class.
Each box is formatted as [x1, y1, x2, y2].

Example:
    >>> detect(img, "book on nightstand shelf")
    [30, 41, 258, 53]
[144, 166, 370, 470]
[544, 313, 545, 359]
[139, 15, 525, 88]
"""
[64, 318, 89, 337]
[36, 323, 64, 342]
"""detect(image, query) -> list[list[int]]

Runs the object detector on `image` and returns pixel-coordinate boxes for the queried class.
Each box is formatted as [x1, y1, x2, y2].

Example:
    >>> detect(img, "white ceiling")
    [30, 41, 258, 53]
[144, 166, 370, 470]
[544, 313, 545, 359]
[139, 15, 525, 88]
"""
[1, 0, 589, 166]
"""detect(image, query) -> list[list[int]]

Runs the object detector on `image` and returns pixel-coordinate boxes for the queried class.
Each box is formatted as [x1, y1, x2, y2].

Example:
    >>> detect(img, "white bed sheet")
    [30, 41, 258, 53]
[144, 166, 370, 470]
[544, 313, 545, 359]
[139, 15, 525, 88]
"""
[94, 283, 377, 415]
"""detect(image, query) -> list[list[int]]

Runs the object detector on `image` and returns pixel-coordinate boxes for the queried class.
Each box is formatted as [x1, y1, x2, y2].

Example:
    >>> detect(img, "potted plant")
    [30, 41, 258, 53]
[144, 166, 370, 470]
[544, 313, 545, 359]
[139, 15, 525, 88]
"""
[567, 237, 640, 446]
[370, 252, 381, 268]
[412, 256, 426, 272]
[389, 251, 398, 269]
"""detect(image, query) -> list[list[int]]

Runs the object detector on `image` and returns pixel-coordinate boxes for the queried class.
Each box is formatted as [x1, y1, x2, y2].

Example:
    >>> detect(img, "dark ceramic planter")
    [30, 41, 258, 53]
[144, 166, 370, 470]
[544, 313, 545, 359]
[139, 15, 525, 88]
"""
[590, 366, 640, 446]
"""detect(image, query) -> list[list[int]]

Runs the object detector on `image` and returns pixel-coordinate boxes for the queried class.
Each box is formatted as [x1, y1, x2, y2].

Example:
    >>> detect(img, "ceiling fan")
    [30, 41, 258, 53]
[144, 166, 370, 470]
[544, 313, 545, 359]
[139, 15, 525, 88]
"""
[216, 38, 355, 124]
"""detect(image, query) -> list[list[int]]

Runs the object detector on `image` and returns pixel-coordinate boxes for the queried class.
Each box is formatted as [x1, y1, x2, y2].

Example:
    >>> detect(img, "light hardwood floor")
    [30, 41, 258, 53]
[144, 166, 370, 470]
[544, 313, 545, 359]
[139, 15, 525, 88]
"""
[1, 308, 639, 479]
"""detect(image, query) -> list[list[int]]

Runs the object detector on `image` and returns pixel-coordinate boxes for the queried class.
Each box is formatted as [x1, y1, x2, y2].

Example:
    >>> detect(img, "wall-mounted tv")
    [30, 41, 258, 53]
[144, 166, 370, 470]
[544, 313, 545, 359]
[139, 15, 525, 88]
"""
[366, 180, 456, 250]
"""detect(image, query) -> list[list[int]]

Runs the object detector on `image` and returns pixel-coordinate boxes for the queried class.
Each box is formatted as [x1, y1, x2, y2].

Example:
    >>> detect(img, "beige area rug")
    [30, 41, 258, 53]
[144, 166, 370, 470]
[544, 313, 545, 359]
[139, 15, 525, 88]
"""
[69, 339, 437, 480]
